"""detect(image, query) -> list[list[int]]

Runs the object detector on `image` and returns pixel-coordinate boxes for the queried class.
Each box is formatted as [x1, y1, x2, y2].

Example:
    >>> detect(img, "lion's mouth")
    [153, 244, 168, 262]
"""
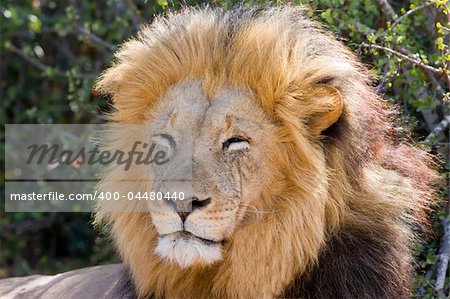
[155, 230, 224, 267]
[160, 231, 221, 246]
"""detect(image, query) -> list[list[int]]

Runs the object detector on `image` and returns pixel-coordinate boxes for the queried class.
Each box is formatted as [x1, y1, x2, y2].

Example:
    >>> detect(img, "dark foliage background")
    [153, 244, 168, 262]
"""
[1, 0, 449, 297]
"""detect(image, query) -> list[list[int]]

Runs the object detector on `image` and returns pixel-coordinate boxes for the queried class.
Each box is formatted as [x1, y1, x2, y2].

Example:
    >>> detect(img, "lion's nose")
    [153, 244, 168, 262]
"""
[175, 197, 212, 222]
[177, 211, 190, 223]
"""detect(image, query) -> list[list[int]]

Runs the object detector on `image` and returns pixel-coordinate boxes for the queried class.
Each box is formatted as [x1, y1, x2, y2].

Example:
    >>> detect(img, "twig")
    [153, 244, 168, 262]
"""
[8, 45, 97, 79]
[8, 45, 66, 76]
[424, 115, 450, 144]
[360, 43, 449, 78]
[375, 64, 390, 93]
[5, 27, 116, 52]
[435, 217, 450, 296]
[418, 263, 438, 296]
[375, 0, 397, 21]
[389, 2, 434, 30]
[123, 0, 145, 30]
[74, 28, 116, 51]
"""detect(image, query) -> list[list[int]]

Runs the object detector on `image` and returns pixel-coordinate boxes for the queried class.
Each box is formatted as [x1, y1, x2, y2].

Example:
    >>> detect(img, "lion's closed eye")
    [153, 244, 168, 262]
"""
[222, 137, 250, 152]
[152, 134, 175, 157]
[152, 134, 176, 149]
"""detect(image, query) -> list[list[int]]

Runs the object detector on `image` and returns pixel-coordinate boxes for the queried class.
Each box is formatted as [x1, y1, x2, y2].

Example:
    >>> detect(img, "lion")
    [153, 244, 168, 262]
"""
[88, 5, 437, 299]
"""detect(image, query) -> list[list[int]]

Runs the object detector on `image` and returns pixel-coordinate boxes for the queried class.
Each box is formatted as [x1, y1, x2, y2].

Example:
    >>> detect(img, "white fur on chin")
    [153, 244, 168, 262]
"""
[154, 234, 222, 268]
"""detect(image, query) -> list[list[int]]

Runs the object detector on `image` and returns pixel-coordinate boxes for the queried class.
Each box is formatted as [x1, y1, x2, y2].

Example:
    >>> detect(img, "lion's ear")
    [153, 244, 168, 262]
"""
[306, 85, 343, 136]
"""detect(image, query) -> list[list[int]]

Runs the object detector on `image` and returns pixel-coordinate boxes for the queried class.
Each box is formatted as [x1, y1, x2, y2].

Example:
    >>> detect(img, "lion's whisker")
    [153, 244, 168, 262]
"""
[238, 203, 280, 214]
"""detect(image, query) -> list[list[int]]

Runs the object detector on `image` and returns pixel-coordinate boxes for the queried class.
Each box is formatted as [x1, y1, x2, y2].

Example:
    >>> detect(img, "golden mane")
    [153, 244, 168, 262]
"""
[95, 6, 438, 298]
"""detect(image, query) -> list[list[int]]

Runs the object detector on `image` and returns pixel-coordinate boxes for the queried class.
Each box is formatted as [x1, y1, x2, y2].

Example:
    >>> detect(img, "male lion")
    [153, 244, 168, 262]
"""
[92, 6, 438, 298]
[0, 5, 438, 299]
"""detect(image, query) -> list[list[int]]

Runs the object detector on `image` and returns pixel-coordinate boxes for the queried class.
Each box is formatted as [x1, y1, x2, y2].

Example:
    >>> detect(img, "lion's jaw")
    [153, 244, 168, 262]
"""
[147, 80, 276, 268]
[154, 233, 222, 268]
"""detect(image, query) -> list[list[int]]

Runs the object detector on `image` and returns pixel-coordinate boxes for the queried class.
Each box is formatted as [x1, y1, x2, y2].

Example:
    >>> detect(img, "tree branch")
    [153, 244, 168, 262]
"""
[122, 0, 144, 30]
[375, 64, 391, 93]
[373, 0, 450, 96]
[435, 217, 450, 296]
[389, 1, 434, 30]
[74, 28, 116, 51]
[424, 115, 450, 143]
[375, 0, 397, 21]
[8, 45, 97, 79]
[360, 43, 449, 79]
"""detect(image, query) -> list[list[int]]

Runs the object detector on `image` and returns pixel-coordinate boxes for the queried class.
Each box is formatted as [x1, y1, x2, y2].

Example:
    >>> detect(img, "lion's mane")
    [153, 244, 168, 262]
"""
[95, 6, 438, 298]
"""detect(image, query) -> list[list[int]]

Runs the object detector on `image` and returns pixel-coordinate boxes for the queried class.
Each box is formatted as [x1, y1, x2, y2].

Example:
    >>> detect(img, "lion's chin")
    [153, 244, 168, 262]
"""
[154, 232, 223, 268]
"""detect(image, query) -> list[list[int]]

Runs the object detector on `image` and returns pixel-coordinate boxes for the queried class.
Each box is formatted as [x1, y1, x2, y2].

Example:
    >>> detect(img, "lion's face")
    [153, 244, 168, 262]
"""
[147, 81, 277, 267]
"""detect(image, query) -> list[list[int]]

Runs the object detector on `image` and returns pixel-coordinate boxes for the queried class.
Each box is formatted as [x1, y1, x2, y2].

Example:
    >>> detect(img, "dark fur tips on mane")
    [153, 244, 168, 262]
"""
[282, 225, 412, 298]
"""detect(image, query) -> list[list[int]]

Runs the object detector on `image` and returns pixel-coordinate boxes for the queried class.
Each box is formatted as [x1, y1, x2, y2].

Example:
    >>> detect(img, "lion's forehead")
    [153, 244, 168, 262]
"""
[149, 80, 270, 138]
